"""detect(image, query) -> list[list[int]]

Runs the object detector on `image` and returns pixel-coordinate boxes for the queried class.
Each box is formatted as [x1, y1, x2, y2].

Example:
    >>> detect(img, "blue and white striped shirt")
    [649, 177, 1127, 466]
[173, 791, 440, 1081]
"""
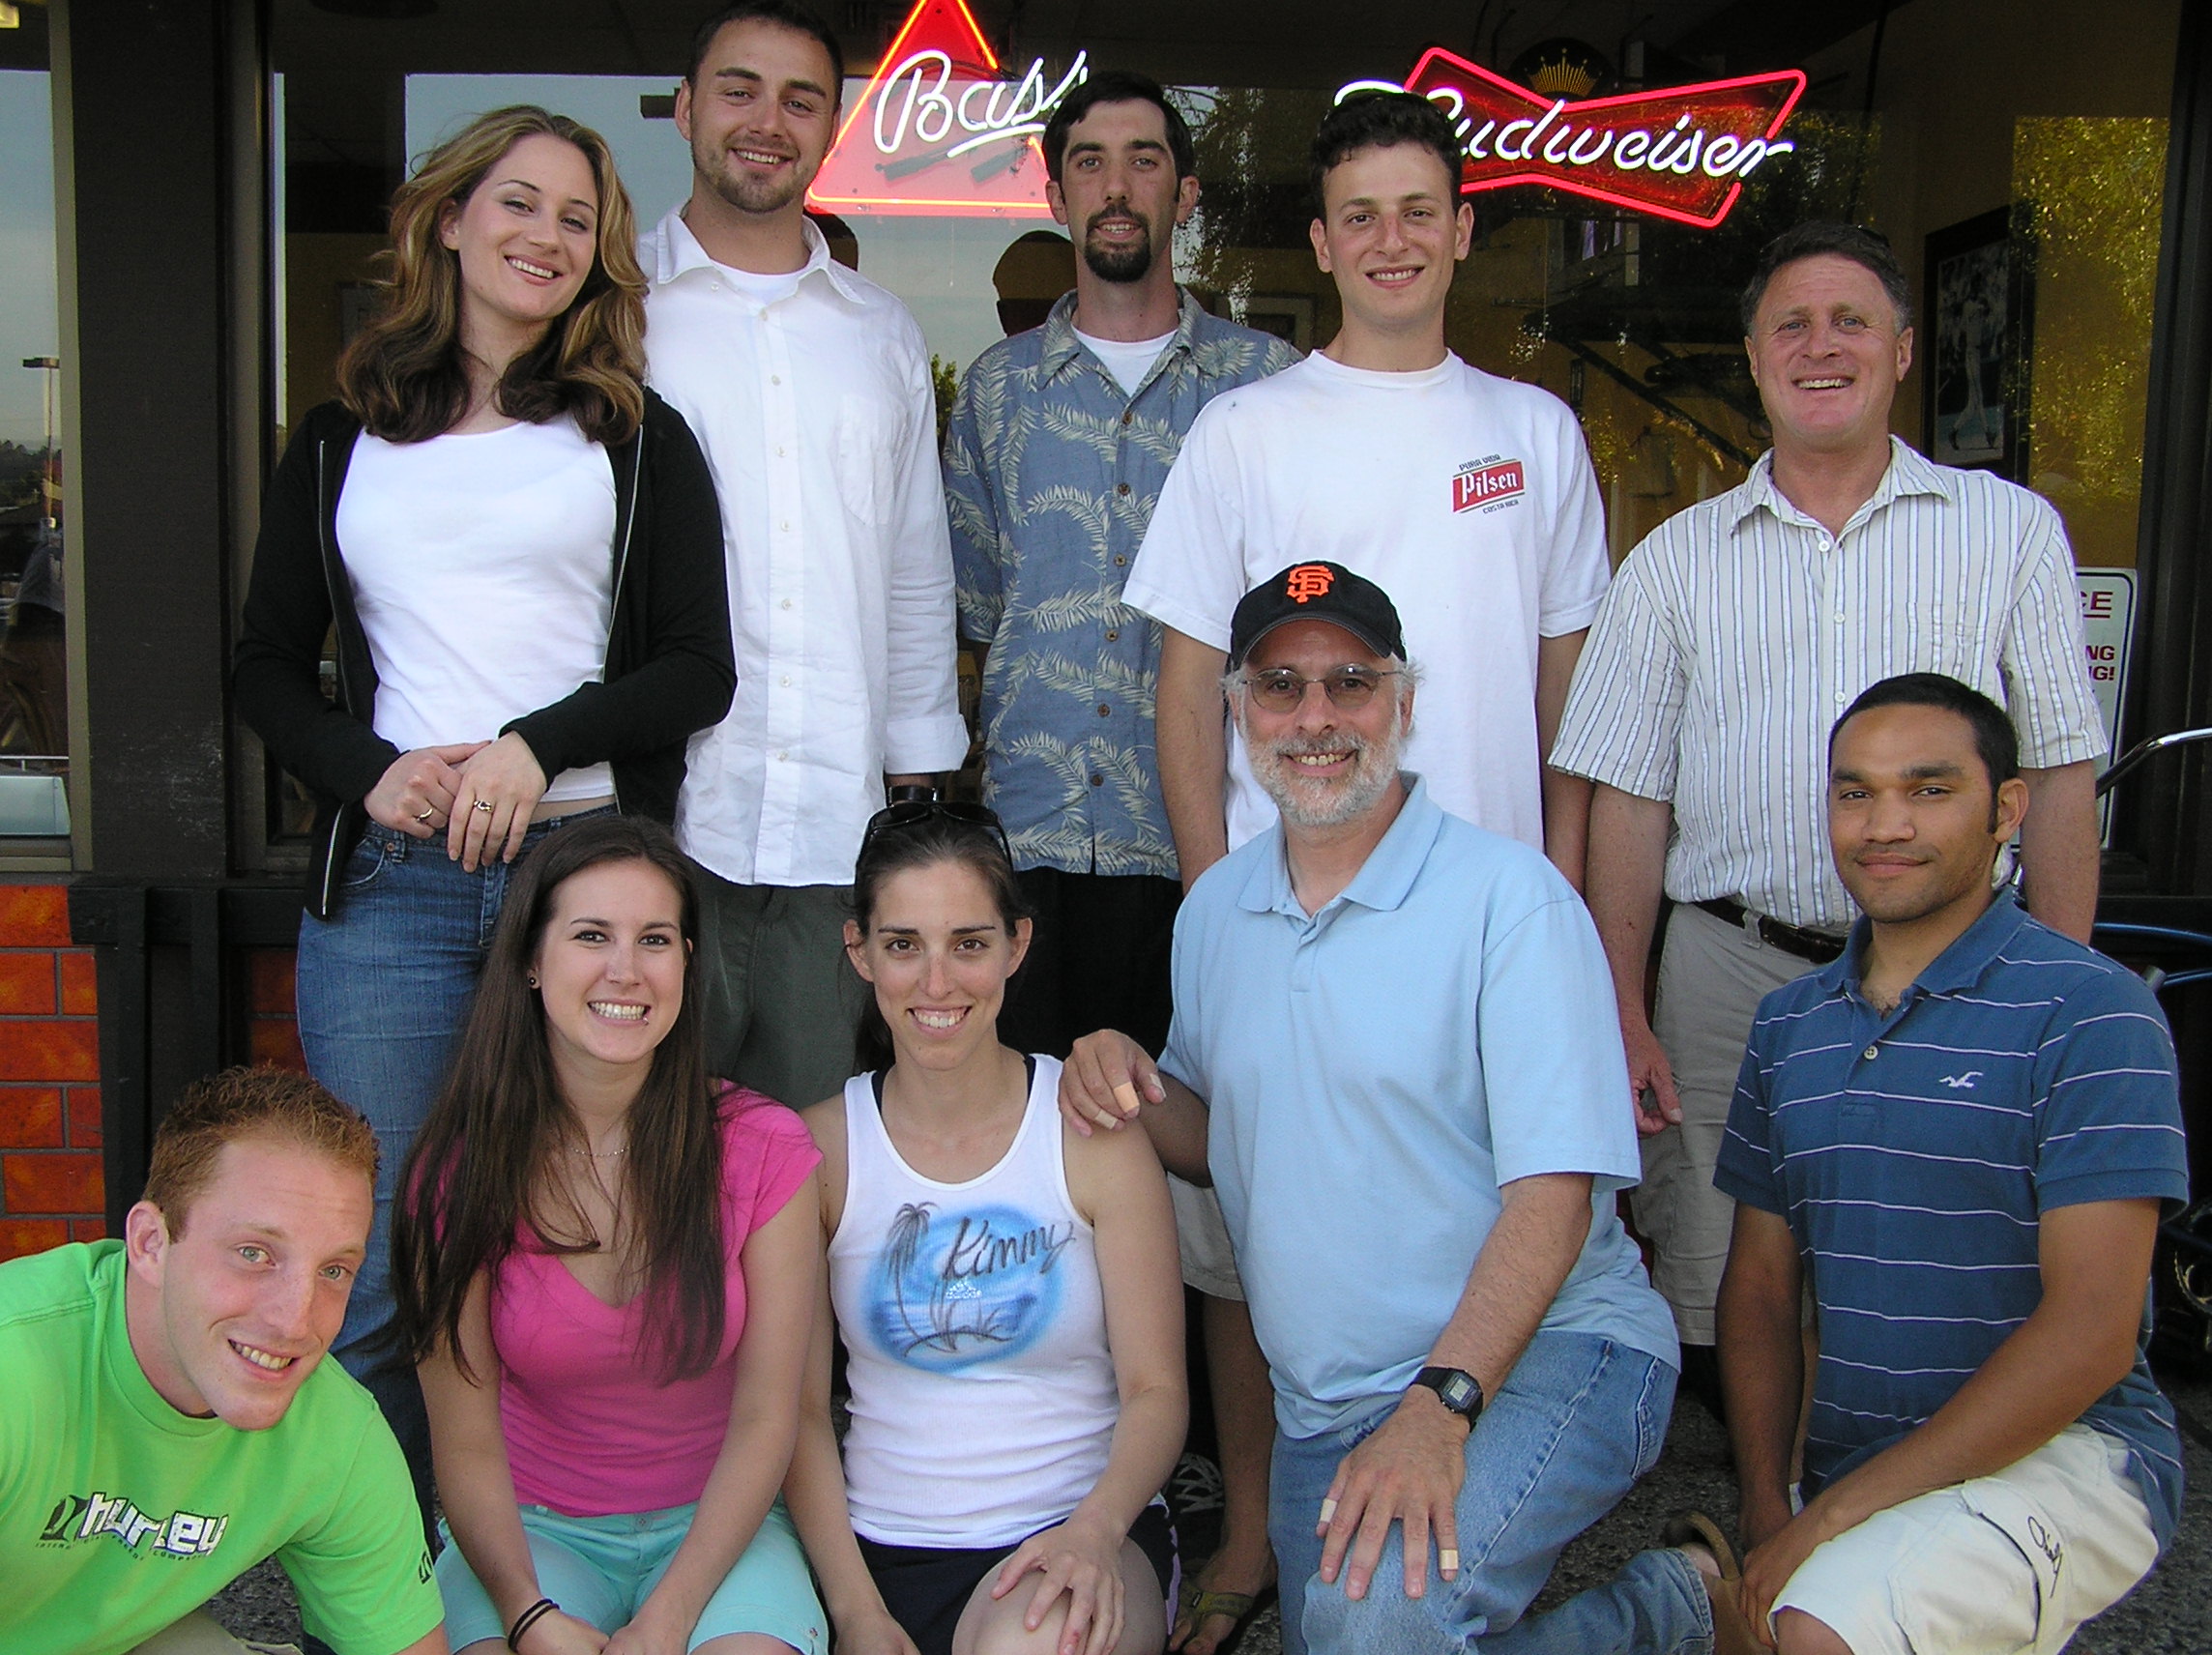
[1552, 441, 2106, 931]
[1716, 889, 2188, 1547]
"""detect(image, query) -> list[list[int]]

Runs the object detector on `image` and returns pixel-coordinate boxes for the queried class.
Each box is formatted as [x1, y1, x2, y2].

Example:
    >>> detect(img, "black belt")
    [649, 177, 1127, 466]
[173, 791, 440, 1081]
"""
[1693, 897, 1847, 965]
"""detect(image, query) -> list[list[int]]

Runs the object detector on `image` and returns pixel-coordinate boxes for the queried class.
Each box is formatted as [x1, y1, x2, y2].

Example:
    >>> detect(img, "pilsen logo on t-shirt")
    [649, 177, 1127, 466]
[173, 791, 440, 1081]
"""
[1453, 456, 1527, 513]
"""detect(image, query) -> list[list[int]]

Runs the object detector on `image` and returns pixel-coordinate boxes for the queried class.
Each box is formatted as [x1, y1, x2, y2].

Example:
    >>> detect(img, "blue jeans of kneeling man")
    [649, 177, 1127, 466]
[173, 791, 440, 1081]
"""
[1274, 1332, 1712, 1655]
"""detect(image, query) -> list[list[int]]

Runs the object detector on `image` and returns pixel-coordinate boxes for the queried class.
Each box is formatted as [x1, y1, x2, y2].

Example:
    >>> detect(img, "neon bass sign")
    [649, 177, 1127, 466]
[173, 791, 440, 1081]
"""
[1341, 48, 1806, 228]
[810, 0, 1086, 218]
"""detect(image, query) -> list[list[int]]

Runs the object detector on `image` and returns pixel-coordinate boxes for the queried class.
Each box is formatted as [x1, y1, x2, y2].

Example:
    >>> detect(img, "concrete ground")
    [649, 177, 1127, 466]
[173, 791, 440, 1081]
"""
[211, 1361, 2212, 1653]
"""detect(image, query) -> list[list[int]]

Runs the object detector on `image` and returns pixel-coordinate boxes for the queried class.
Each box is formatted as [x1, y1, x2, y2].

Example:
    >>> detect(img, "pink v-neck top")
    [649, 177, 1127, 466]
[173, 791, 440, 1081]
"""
[487, 1086, 818, 1516]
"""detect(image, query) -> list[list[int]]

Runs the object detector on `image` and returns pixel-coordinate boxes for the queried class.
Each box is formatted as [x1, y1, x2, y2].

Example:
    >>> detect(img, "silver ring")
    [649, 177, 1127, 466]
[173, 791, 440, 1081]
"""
[473, 799, 495, 813]
[413, 807, 435, 824]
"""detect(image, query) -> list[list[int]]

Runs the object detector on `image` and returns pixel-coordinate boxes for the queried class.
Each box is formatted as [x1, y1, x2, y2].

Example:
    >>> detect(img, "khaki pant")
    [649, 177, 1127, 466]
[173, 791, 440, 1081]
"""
[130, 1611, 298, 1655]
[693, 871, 867, 1111]
[1637, 902, 1823, 1345]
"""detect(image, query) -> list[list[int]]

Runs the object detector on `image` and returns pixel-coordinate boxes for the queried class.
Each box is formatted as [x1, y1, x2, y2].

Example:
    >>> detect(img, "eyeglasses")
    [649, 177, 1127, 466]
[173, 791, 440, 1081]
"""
[1239, 666, 1403, 714]
[859, 798, 1012, 863]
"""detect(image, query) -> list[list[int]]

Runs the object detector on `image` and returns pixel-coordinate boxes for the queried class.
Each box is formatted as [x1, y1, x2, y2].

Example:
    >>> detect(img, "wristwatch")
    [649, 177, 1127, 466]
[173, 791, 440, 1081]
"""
[1410, 1366, 1485, 1423]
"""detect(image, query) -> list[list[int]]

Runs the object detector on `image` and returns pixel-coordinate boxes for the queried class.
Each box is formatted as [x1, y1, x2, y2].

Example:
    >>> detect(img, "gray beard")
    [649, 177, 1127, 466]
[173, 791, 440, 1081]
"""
[1249, 726, 1405, 829]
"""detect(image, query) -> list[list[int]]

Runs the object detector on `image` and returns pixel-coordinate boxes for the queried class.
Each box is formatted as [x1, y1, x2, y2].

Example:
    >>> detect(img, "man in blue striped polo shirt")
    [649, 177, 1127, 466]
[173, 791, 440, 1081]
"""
[1709, 673, 2185, 1654]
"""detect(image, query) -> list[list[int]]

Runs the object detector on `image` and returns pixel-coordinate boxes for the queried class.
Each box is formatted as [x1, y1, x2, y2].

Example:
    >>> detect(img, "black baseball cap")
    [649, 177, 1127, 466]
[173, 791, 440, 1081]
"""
[1227, 561, 1407, 669]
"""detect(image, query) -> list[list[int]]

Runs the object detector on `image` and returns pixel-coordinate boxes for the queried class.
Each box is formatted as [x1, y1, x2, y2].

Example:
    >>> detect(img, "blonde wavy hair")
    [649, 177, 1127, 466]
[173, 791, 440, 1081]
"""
[335, 105, 647, 447]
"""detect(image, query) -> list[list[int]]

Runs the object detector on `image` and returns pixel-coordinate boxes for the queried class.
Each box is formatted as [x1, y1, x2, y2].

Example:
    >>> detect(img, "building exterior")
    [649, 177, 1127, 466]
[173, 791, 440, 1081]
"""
[2, 0, 2209, 1247]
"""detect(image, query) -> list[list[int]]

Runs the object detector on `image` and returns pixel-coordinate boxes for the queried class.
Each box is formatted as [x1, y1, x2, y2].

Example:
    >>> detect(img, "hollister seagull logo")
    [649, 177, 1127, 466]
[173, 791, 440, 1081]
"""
[807, 0, 1087, 218]
[1339, 50, 1805, 228]
[1453, 459, 1526, 513]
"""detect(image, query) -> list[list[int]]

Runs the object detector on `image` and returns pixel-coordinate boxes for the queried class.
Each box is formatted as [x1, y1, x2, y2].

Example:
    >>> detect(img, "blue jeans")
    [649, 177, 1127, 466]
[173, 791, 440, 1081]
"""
[1273, 1333, 1711, 1655]
[295, 809, 611, 1520]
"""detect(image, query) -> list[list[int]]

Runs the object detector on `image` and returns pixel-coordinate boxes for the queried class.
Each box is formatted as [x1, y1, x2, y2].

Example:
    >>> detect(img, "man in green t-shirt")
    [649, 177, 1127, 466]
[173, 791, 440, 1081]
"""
[1, 1067, 446, 1655]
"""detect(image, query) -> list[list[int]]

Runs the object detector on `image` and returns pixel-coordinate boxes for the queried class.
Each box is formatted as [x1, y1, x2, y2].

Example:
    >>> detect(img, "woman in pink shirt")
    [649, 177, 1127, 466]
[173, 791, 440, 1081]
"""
[393, 815, 823, 1655]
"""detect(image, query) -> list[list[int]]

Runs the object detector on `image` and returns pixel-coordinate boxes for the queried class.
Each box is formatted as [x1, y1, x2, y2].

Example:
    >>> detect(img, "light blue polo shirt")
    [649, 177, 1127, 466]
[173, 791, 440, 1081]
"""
[1160, 777, 1678, 1438]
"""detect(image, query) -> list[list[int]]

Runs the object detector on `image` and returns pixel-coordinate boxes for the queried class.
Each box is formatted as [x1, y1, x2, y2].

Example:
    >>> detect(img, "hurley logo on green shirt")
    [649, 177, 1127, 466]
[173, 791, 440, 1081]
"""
[39, 1490, 229, 1556]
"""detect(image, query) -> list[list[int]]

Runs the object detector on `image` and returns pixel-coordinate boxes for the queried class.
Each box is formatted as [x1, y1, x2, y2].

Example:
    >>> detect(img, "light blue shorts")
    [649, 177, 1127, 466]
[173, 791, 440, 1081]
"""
[436, 1496, 826, 1654]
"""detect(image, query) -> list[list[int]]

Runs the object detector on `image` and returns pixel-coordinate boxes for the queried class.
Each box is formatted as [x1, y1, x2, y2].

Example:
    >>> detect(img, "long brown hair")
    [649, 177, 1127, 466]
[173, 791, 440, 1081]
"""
[335, 105, 647, 447]
[393, 816, 727, 1383]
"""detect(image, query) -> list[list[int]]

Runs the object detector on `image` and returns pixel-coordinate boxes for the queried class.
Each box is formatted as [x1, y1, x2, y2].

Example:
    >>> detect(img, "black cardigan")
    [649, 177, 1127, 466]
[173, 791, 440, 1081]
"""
[233, 392, 736, 918]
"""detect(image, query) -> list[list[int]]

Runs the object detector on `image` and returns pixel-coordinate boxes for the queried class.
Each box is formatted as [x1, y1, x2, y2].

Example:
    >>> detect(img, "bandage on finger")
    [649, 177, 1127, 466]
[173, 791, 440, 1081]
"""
[1112, 1081, 1141, 1118]
[1439, 1548, 1460, 1574]
[1318, 1497, 1339, 1526]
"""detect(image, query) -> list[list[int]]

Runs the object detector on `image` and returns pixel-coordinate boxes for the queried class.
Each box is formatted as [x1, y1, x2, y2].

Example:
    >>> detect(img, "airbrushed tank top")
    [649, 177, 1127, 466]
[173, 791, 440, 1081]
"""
[830, 1055, 1118, 1548]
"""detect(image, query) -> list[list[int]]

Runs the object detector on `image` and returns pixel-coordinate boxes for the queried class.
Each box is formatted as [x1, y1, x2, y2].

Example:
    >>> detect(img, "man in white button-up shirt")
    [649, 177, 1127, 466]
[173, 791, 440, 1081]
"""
[1552, 222, 2106, 1405]
[644, 1, 967, 1108]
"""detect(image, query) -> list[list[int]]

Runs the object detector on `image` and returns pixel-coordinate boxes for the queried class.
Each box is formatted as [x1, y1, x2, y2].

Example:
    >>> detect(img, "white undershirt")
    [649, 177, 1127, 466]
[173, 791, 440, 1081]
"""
[714, 259, 809, 307]
[1072, 326, 1176, 397]
[336, 417, 618, 802]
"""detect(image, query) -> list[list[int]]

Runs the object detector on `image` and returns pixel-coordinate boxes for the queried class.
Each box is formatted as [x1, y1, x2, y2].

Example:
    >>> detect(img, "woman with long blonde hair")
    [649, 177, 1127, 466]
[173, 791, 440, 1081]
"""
[234, 104, 735, 1516]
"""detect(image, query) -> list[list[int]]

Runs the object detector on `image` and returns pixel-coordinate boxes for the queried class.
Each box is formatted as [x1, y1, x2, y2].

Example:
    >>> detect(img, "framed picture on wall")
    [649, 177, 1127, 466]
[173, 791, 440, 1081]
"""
[1241, 295, 1316, 352]
[1923, 207, 2034, 480]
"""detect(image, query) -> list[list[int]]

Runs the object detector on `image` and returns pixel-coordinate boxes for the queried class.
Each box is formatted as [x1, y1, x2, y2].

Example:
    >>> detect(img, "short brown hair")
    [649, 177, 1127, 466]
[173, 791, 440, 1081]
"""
[142, 1068, 378, 1237]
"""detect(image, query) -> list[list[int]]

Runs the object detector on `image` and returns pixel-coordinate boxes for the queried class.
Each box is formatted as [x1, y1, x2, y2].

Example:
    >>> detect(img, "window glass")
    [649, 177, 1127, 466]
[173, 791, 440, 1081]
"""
[0, 7, 67, 840]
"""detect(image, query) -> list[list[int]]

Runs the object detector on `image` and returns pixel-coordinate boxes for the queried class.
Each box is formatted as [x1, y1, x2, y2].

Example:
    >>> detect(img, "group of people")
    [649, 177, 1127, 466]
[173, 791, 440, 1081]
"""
[0, 3, 2191, 1655]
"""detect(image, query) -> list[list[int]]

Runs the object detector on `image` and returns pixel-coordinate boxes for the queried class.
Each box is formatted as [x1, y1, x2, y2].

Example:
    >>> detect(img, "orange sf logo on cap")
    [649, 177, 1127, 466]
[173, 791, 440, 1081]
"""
[1285, 565, 1335, 604]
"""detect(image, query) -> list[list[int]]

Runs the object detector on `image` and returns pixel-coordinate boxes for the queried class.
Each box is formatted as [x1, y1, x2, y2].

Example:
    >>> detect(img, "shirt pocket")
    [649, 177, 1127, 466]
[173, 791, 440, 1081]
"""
[835, 393, 897, 528]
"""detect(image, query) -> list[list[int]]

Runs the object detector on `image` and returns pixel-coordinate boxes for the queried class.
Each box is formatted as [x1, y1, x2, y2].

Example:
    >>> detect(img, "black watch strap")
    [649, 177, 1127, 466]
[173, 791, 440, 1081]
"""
[1411, 1365, 1485, 1421]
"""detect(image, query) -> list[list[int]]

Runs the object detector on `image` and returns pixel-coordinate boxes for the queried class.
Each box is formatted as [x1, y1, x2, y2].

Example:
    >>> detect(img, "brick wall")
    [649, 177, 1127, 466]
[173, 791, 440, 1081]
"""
[0, 883, 103, 1260]
[0, 884, 308, 1263]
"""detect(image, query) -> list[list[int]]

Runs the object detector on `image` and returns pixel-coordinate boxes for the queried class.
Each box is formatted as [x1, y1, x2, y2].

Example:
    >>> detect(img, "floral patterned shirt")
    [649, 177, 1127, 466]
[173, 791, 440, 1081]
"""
[945, 290, 1298, 878]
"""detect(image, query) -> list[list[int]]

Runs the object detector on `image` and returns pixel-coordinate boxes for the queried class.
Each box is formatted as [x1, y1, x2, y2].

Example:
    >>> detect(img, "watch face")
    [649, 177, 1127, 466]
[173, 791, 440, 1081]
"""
[1439, 1372, 1478, 1411]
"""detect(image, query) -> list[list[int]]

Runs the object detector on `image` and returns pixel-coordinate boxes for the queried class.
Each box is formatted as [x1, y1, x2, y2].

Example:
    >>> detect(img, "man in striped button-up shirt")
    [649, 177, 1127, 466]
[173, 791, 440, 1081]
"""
[1551, 222, 2106, 1399]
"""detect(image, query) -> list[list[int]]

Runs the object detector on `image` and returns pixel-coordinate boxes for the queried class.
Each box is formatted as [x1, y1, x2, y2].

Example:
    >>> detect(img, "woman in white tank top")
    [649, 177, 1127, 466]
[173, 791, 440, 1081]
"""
[786, 802, 1187, 1655]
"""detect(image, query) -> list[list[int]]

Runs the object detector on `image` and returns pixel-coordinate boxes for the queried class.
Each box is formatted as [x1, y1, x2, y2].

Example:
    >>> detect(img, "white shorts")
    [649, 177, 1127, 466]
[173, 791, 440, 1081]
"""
[1773, 1424, 2160, 1655]
[1168, 1174, 1243, 1300]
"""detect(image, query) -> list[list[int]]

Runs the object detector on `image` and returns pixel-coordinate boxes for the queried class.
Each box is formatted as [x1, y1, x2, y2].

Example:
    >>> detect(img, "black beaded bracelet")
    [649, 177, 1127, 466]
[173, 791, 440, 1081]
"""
[507, 1598, 559, 1651]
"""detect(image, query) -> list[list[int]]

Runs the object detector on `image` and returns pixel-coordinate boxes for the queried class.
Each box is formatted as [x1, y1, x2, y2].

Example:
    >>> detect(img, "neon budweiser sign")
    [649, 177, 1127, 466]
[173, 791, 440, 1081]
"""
[1342, 48, 1806, 228]
[808, 0, 1085, 218]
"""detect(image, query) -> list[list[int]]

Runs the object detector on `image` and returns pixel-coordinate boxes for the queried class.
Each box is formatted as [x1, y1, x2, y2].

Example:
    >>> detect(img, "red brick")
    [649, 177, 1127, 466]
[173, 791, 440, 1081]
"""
[0, 1217, 69, 1260]
[66, 1087, 102, 1147]
[4, 1150, 103, 1213]
[0, 1019, 100, 1082]
[0, 886, 71, 948]
[69, 1218, 106, 1244]
[0, 1087, 63, 1148]
[249, 1018, 308, 1075]
[59, 950, 96, 1015]
[0, 953, 55, 1015]
[244, 948, 297, 1015]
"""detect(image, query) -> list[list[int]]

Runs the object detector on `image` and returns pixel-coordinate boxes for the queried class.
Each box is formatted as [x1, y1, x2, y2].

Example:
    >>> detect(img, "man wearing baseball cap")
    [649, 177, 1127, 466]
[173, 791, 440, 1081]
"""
[1062, 565, 1732, 1655]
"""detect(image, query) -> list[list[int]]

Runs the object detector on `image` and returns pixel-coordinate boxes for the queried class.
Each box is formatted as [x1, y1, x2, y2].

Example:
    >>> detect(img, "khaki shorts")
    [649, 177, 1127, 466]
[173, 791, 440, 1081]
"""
[131, 1611, 298, 1655]
[1774, 1424, 2159, 1655]
[1168, 1173, 1243, 1300]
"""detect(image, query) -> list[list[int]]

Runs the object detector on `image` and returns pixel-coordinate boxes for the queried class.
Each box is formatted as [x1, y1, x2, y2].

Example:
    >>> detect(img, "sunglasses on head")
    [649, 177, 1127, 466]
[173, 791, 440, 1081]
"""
[860, 798, 1012, 862]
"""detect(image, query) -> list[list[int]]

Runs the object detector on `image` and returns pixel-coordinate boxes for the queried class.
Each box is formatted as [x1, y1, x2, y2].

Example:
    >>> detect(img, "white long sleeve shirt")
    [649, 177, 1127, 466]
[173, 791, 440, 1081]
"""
[643, 210, 967, 886]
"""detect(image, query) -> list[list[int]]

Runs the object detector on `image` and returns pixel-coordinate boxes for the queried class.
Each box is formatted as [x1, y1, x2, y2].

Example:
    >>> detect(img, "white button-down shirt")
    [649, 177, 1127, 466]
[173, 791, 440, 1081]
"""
[1553, 439, 2105, 932]
[643, 210, 967, 886]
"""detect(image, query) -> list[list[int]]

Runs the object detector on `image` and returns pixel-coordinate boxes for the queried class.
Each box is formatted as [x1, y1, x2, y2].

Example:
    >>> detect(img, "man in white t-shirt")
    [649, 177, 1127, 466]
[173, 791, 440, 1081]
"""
[1125, 90, 1609, 896]
[643, 1, 967, 1110]
[1118, 89, 1611, 1652]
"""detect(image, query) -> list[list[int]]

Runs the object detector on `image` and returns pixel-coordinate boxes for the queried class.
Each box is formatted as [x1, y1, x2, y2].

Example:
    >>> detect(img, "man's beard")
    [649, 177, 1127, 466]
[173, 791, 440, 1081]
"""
[1083, 212, 1157, 283]
[696, 134, 808, 217]
[1245, 715, 1405, 829]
